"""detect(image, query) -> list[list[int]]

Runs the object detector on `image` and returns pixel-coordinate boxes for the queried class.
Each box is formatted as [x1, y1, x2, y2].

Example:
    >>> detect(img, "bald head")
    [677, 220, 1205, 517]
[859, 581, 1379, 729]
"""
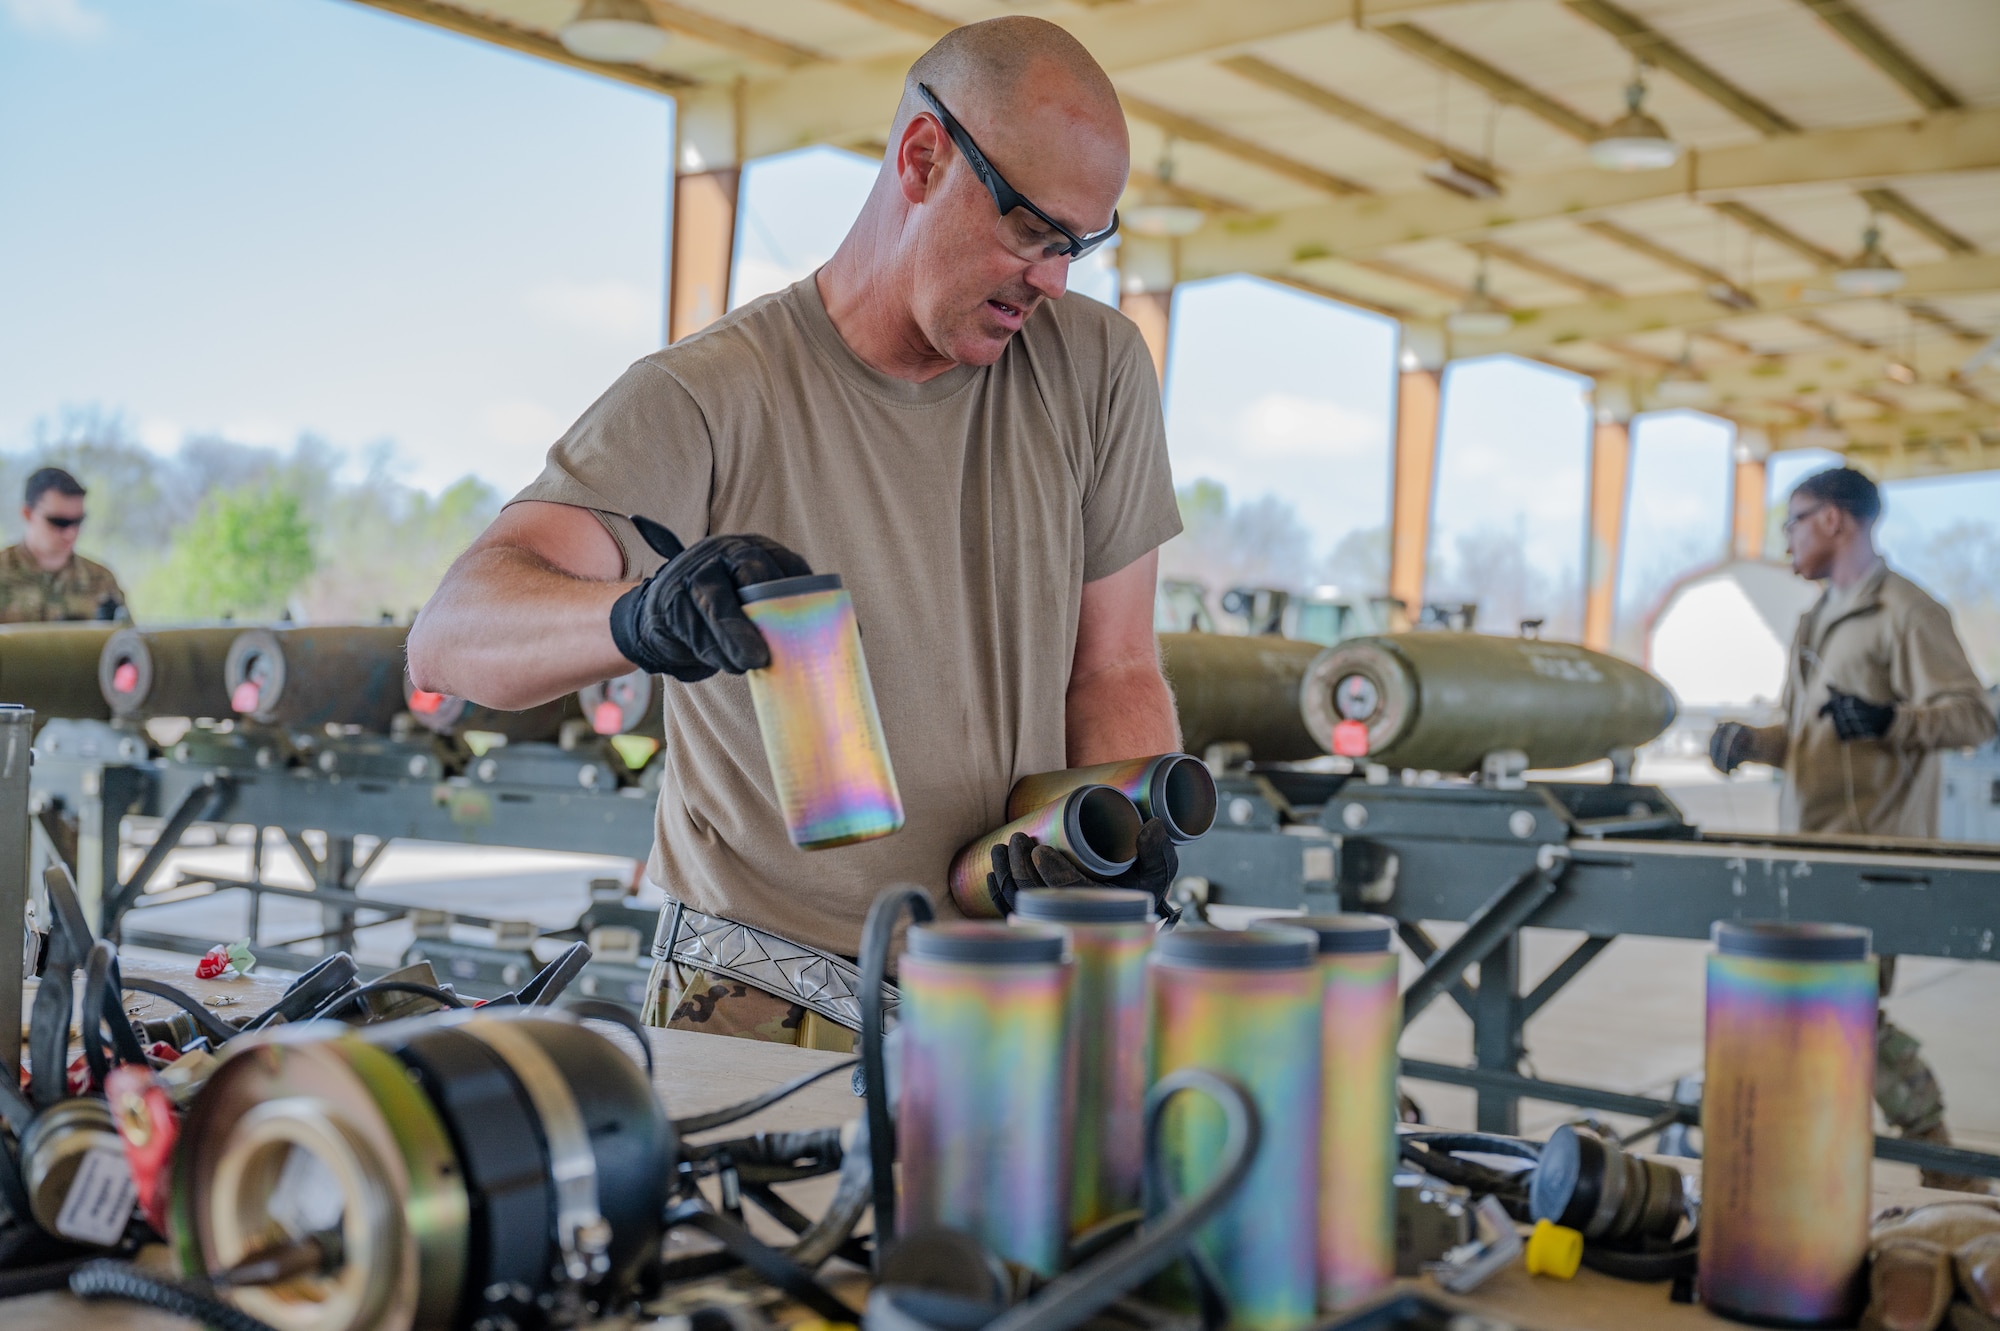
[892, 16, 1125, 147]
[818, 16, 1129, 379]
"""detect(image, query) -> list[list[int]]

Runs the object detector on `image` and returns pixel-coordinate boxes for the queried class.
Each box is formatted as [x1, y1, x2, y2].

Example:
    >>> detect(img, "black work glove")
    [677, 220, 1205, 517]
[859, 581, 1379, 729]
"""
[1820, 687, 1896, 742]
[987, 832, 1090, 916]
[1709, 721, 1752, 774]
[987, 819, 1185, 926]
[608, 516, 812, 683]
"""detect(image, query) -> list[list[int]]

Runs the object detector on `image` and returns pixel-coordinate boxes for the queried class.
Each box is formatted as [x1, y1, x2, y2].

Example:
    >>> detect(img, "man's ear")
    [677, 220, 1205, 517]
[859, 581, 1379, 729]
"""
[897, 113, 944, 206]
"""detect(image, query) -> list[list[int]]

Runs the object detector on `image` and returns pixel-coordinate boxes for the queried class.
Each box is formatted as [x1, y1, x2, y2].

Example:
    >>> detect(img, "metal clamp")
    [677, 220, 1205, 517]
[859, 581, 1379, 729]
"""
[461, 1016, 611, 1285]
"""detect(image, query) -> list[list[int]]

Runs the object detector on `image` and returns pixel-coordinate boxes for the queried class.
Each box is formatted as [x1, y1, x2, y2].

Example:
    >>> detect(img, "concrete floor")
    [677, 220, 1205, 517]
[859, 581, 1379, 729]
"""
[117, 756, 1997, 1187]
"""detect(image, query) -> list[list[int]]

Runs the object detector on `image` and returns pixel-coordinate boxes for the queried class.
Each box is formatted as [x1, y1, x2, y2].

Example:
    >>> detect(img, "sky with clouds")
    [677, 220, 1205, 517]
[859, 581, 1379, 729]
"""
[6, 0, 1994, 642]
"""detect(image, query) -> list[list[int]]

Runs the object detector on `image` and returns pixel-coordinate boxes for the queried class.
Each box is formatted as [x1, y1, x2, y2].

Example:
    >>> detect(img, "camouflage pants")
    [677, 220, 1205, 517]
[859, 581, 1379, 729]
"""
[1876, 955, 1987, 1194]
[641, 958, 857, 1053]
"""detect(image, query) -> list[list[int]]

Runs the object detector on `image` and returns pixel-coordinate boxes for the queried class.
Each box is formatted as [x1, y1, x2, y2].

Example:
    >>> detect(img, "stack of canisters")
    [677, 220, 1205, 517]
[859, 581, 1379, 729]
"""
[896, 895, 1402, 1329]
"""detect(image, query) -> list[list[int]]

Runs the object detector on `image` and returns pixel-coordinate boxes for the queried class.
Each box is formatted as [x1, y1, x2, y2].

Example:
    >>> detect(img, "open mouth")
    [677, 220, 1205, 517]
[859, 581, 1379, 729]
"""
[986, 298, 1027, 328]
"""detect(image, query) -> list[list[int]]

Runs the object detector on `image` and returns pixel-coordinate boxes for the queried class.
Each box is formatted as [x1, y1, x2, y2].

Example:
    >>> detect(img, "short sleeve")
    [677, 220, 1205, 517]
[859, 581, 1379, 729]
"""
[1080, 319, 1182, 583]
[508, 359, 714, 580]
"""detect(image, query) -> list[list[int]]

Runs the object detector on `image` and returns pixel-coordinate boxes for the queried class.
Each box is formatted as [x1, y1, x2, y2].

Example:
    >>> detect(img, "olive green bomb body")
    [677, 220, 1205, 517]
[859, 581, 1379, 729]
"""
[0, 623, 118, 727]
[99, 626, 243, 720]
[225, 625, 412, 733]
[1162, 630, 1675, 772]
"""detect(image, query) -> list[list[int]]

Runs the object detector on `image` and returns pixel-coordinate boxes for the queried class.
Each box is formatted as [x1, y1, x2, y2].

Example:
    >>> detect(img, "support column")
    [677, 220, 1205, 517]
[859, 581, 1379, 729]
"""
[1732, 455, 1768, 561]
[1388, 345, 1443, 622]
[1583, 415, 1632, 653]
[1119, 234, 1177, 388]
[668, 84, 742, 344]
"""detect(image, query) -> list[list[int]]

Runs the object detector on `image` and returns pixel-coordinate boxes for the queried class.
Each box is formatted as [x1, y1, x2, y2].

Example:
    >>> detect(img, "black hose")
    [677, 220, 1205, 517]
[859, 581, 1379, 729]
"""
[976, 1069, 1262, 1331]
[787, 1117, 876, 1271]
[119, 978, 241, 1047]
[0, 1257, 90, 1299]
[664, 1203, 861, 1323]
[241, 952, 359, 1031]
[304, 979, 465, 1023]
[68, 1259, 285, 1331]
[857, 886, 933, 1268]
[562, 998, 656, 1080]
[673, 1062, 857, 1136]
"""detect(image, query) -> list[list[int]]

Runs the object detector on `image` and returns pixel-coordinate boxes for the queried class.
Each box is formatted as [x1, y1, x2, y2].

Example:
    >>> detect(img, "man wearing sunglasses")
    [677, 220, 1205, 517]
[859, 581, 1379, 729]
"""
[1708, 465, 1994, 1191]
[0, 467, 125, 623]
[412, 17, 1182, 1046]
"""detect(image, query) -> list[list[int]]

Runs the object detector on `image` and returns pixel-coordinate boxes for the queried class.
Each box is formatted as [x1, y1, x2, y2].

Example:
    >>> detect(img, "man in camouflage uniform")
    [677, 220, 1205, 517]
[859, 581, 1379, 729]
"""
[1713, 467, 1997, 1192]
[0, 468, 124, 623]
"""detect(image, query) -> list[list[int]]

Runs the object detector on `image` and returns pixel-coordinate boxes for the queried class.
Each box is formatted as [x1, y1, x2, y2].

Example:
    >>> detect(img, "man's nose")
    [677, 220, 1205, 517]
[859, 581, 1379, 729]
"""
[1024, 255, 1069, 301]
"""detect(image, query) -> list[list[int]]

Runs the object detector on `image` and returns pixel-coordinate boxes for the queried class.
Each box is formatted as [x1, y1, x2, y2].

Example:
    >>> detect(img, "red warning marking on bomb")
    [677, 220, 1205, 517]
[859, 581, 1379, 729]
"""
[1333, 720, 1370, 757]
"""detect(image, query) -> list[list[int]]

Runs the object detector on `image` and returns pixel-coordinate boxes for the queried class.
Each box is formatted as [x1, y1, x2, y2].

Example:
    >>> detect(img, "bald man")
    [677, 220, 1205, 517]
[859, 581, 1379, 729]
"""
[409, 18, 1182, 1048]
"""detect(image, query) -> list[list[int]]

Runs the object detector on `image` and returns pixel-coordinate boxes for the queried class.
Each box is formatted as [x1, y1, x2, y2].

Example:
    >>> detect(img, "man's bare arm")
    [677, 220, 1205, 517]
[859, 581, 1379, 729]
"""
[1065, 549, 1179, 766]
[407, 501, 639, 711]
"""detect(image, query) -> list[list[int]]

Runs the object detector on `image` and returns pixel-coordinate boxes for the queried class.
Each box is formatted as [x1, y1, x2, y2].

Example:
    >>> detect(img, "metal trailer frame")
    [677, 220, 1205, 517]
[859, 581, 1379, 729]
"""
[27, 719, 656, 981]
[1178, 769, 2000, 1181]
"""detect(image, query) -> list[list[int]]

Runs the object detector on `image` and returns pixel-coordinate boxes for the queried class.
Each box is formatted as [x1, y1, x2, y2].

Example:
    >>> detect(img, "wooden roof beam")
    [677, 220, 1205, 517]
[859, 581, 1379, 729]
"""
[1792, 0, 1963, 113]
[1858, 187, 1977, 256]
[1264, 274, 1416, 321]
[1119, 93, 1372, 197]
[1709, 200, 1843, 269]
[1371, 23, 1599, 141]
[1792, 313, 1879, 352]
[636, 0, 824, 67]
[1446, 253, 2000, 358]
[817, 0, 953, 40]
[1562, 0, 1798, 136]
[1580, 219, 1758, 308]
[1467, 240, 1621, 299]
[345, 0, 691, 92]
[1215, 54, 1500, 180]
[1176, 108, 2000, 277]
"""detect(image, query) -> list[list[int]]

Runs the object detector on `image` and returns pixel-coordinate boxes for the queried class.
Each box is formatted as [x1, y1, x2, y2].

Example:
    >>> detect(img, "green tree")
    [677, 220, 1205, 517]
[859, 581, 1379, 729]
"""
[141, 484, 318, 619]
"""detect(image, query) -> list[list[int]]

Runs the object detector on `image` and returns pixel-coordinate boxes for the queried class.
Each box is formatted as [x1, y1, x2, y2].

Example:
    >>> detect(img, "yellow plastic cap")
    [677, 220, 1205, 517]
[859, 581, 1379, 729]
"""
[1525, 1218, 1583, 1279]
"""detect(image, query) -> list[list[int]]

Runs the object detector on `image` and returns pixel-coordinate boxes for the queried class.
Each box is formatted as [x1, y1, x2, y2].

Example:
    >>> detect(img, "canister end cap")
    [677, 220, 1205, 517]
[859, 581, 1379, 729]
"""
[1013, 888, 1154, 924]
[1712, 920, 1870, 962]
[739, 573, 844, 603]
[1153, 926, 1314, 971]
[1295, 914, 1395, 955]
[909, 922, 1065, 965]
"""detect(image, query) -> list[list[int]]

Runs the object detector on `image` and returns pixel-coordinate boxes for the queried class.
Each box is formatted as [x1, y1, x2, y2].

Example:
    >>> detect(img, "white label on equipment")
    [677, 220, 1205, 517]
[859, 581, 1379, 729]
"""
[54, 1147, 137, 1246]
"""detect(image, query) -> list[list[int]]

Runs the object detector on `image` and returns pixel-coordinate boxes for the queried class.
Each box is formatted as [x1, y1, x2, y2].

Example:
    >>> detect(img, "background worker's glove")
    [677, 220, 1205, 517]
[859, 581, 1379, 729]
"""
[986, 819, 1183, 925]
[609, 516, 812, 683]
[1821, 686, 1896, 742]
[1709, 721, 1752, 774]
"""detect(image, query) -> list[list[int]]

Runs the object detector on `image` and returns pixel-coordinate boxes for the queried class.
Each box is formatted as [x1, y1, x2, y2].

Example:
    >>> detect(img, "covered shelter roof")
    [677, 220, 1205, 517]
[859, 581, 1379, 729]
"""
[347, 0, 2000, 479]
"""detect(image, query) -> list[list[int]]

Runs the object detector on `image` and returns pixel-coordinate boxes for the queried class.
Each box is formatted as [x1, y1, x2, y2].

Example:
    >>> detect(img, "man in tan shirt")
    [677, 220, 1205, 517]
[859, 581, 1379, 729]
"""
[1712, 466, 1996, 1190]
[410, 19, 1182, 1047]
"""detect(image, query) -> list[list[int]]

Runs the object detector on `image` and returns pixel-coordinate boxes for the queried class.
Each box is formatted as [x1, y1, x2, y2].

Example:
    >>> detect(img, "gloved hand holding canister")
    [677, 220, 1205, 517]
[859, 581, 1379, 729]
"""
[608, 516, 813, 681]
[986, 819, 1182, 923]
[611, 516, 903, 850]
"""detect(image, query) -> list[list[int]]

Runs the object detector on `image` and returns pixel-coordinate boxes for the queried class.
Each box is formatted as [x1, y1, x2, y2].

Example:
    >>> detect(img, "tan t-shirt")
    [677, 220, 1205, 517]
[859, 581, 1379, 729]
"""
[512, 276, 1181, 956]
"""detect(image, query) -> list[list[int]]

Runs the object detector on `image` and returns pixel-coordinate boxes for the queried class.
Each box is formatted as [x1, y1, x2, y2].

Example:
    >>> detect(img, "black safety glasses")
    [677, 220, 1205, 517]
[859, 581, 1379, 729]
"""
[41, 515, 84, 530]
[917, 83, 1119, 262]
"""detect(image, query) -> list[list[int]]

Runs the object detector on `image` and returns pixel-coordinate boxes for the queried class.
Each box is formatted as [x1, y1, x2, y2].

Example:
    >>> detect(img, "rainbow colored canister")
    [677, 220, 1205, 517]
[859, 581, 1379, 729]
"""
[1006, 753, 1219, 843]
[1149, 927, 1321, 1331]
[897, 922, 1075, 1276]
[947, 784, 1141, 918]
[737, 574, 903, 850]
[1013, 888, 1155, 1232]
[1295, 915, 1400, 1311]
[1700, 921, 1876, 1327]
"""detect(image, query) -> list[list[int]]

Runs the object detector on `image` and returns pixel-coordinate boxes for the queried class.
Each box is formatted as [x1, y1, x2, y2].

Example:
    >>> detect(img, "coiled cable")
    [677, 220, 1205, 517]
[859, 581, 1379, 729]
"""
[68, 1259, 284, 1331]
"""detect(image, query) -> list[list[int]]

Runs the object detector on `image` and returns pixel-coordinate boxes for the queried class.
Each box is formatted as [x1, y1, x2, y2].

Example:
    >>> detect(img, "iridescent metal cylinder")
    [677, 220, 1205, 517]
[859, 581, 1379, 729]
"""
[1297, 915, 1400, 1311]
[897, 922, 1075, 1277]
[1005, 753, 1218, 842]
[1013, 888, 1154, 1232]
[947, 785, 1141, 918]
[737, 575, 902, 850]
[1700, 921, 1876, 1328]
[1149, 928, 1321, 1331]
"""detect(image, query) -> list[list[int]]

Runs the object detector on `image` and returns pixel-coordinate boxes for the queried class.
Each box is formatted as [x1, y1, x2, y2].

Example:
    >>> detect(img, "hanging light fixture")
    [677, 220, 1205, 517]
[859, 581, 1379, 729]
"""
[1447, 261, 1512, 338]
[1653, 345, 1713, 406]
[1833, 220, 1906, 296]
[1124, 138, 1207, 238]
[1590, 70, 1681, 172]
[560, 0, 669, 64]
